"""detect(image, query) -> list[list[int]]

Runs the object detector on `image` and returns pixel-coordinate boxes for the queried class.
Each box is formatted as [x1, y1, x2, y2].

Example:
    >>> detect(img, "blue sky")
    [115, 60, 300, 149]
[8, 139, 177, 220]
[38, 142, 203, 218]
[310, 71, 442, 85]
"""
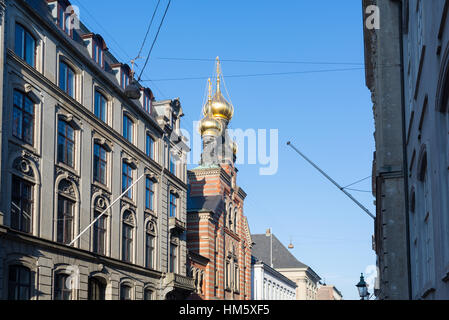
[71, 0, 376, 300]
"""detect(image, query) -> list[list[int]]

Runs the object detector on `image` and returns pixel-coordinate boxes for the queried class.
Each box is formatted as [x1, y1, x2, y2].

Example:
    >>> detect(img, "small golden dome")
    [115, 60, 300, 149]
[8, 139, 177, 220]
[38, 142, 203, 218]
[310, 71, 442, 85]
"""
[199, 114, 223, 137]
[208, 90, 234, 121]
[202, 57, 234, 122]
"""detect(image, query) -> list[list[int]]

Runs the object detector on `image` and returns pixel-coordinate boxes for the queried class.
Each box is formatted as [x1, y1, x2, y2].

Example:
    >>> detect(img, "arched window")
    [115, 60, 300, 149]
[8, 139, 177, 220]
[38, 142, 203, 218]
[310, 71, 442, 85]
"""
[8, 265, 31, 300]
[233, 209, 238, 232]
[11, 175, 33, 233]
[88, 277, 106, 300]
[94, 90, 107, 123]
[144, 288, 153, 300]
[93, 210, 107, 255]
[14, 23, 36, 67]
[54, 274, 72, 300]
[122, 210, 134, 263]
[120, 284, 132, 300]
[145, 221, 156, 269]
[57, 119, 75, 168]
[12, 89, 35, 145]
[228, 207, 233, 230]
[59, 60, 76, 98]
[57, 180, 75, 244]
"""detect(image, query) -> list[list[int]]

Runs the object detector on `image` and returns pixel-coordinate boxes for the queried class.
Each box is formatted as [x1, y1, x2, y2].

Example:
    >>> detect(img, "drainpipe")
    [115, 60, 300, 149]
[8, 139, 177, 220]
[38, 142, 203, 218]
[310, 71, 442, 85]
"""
[396, 0, 413, 300]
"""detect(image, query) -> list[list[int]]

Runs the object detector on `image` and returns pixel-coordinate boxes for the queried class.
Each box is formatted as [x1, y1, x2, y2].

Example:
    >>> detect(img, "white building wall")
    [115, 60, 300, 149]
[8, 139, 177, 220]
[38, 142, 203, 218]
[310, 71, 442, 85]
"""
[251, 262, 296, 300]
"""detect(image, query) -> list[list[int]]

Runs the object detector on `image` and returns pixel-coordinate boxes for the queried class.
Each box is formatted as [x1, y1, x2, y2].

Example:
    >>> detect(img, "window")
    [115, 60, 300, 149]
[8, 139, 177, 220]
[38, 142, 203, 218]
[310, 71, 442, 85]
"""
[15, 24, 36, 67]
[122, 211, 134, 263]
[143, 93, 152, 113]
[169, 243, 177, 273]
[121, 70, 130, 89]
[93, 41, 104, 67]
[122, 162, 133, 199]
[94, 91, 107, 123]
[58, 120, 75, 167]
[144, 289, 153, 300]
[57, 2, 72, 36]
[169, 192, 177, 218]
[145, 178, 155, 211]
[123, 114, 133, 143]
[120, 284, 132, 300]
[54, 274, 72, 300]
[59, 61, 75, 98]
[13, 90, 34, 145]
[11, 176, 33, 233]
[93, 143, 107, 185]
[8, 265, 31, 300]
[145, 229, 155, 269]
[57, 195, 74, 244]
[93, 211, 106, 255]
[146, 134, 155, 160]
[88, 278, 105, 300]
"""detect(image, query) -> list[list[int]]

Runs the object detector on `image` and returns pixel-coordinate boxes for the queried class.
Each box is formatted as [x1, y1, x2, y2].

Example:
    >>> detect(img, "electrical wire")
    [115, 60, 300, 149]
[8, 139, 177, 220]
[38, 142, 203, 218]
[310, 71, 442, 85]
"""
[136, 0, 162, 60]
[342, 176, 372, 189]
[156, 57, 365, 66]
[138, 0, 172, 81]
[140, 67, 366, 82]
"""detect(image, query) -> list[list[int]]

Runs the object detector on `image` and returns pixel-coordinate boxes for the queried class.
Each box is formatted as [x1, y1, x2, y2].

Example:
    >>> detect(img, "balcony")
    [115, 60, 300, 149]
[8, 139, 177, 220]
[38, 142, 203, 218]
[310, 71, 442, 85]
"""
[169, 217, 186, 233]
[165, 273, 195, 292]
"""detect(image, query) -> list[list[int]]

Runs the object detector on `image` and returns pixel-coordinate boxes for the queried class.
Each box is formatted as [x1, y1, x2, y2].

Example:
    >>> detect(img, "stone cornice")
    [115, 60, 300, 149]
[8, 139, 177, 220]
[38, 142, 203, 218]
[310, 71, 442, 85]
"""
[0, 226, 163, 279]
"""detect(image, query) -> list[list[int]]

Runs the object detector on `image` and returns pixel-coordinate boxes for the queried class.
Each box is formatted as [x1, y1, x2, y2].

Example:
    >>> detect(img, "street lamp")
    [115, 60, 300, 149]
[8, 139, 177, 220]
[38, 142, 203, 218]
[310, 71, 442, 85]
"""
[356, 273, 370, 300]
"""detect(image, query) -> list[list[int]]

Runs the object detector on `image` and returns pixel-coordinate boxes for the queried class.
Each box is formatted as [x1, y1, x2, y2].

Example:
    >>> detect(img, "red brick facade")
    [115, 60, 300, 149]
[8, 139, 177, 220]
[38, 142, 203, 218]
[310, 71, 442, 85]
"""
[187, 164, 252, 300]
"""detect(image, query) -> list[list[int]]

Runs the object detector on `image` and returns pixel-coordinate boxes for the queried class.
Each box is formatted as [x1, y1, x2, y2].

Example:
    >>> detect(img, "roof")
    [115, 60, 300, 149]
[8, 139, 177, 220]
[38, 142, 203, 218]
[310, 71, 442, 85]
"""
[187, 195, 224, 214]
[251, 234, 308, 269]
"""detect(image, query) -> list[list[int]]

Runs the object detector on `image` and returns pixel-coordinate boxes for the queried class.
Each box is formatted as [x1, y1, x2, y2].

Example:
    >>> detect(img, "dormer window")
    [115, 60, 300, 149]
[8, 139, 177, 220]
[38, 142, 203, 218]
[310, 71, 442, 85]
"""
[111, 64, 132, 90]
[56, 0, 73, 37]
[81, 34, 107, 69]
[141, 88, 154, 114]
[121, 70, 130, 90]
[93, 42, 103, 67]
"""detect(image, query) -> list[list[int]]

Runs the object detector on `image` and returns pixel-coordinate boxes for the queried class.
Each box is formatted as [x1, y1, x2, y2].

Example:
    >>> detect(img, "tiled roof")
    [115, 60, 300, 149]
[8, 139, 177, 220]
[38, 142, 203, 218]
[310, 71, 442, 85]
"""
[251, 234, 308, 269]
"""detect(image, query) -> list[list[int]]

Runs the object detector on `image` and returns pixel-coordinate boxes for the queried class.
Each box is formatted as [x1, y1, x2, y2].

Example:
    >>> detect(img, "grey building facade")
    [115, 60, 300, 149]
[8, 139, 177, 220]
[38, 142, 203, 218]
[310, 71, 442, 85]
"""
[0, 0, 194, 300]
[363, 0, 449, 299]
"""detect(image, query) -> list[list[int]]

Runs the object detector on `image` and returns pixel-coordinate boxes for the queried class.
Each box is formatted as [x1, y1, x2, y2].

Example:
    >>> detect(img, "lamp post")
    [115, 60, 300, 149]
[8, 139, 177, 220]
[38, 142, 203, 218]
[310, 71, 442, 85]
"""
[356, 273, 370, 300]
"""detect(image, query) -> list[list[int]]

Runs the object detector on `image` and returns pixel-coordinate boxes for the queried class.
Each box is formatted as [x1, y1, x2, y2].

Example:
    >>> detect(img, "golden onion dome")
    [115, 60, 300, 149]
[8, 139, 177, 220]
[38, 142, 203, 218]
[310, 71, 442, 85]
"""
[199, 114, 223, 137]
[208, 90, 234, 121]
[202, 57, 234, 122]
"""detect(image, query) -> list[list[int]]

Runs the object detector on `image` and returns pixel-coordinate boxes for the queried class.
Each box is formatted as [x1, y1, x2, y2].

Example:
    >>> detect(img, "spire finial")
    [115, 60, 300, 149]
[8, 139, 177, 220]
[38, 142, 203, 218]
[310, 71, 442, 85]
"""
[208, 78, 212, 102]
[216, 56, 221, 93]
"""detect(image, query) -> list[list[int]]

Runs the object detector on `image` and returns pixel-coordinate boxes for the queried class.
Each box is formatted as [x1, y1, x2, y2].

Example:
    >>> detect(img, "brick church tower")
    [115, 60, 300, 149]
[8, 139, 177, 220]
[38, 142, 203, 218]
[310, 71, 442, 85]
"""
[187, 58, 252, 300]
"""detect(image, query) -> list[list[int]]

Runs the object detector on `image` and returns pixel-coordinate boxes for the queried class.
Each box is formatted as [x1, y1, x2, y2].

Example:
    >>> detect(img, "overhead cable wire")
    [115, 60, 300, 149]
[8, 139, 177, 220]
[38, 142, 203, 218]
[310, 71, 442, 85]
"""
[136, 0, 162, 59]
[141, 67, 366, 82]
[342, 176, 372, 190]
[156, 57, 365, 66]
[138, 0, 172, 81]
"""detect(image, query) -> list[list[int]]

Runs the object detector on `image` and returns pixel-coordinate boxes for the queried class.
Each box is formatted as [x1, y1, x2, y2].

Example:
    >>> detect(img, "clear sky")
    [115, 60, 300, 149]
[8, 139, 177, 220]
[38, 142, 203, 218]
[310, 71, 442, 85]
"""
[70, 0, 376, 300]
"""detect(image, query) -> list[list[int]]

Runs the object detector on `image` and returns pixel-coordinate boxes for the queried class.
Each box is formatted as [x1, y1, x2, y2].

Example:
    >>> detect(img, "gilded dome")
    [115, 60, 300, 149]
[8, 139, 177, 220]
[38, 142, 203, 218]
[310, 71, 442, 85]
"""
[208, 90, 234, 121]
[199, 114, 223, 137]
[202, 57, 234, 122]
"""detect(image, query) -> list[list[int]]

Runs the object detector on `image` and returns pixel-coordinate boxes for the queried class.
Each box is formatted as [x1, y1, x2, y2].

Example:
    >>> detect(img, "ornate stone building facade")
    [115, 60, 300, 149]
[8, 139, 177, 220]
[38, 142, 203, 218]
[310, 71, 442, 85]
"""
[186, 59, 253, 300]
[0, 0, 194, 300]
[363, 0, 449, 299]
